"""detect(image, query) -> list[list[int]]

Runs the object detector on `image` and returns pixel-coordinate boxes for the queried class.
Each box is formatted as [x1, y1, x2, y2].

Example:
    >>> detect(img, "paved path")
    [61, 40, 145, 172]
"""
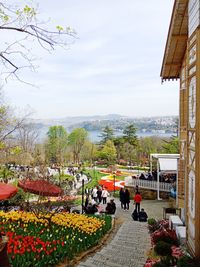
[76, 199, 169, 267]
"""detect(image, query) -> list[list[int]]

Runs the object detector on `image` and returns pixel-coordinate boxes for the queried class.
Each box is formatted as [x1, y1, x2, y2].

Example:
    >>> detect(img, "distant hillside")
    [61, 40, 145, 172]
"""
[31, 114, 125, 127]
[30, 114, 178, 142]
[67, 116, 178, 132]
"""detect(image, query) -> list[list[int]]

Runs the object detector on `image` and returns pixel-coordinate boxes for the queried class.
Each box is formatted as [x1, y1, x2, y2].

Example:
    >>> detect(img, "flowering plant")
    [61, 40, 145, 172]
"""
[151, 228, 178, 246]
[0, 211, 112, 266]
[144, 218, 184, 267]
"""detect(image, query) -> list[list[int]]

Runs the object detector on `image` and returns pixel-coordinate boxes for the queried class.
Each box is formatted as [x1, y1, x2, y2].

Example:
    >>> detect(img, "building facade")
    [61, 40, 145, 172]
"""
[161, 0, 200, 257]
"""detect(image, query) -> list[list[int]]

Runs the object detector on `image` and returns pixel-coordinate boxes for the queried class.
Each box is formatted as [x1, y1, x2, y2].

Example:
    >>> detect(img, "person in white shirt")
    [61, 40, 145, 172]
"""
[92, 187, 97, 202]
[102, 188, 109, 204]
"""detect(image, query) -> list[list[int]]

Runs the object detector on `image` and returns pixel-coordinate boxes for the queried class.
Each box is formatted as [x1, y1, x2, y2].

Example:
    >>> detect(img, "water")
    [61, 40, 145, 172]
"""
[89, 130, 174, 143]
[37, 128, 174, 143]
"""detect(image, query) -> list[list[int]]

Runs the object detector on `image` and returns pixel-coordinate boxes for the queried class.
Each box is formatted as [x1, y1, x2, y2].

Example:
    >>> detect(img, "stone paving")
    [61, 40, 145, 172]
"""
[76, 198, 169, 267]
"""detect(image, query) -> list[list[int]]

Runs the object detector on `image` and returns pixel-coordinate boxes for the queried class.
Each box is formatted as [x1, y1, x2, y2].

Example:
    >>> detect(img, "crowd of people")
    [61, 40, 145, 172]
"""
[83, 185, 148, 222]
[134, 170, 176, 184]
[83, 186, 116, 215]
[119, 187, 148, 222]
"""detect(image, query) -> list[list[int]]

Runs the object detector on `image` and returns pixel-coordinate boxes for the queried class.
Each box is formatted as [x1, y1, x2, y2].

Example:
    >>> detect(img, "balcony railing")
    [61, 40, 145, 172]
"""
[125, 176, 171, 192]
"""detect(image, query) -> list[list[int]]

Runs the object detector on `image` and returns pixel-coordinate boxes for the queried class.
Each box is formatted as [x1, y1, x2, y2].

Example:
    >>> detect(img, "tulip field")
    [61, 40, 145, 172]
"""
[0, 211, 112, 267]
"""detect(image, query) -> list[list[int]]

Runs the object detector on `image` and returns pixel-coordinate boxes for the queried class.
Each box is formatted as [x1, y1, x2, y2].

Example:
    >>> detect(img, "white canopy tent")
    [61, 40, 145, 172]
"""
[150, 154, 180, 201]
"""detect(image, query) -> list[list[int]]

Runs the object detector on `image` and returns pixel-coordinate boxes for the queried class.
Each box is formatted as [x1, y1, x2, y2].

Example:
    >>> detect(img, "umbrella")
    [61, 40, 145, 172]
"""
[0, 183, 18, 200]
[18, 179, 63, 197]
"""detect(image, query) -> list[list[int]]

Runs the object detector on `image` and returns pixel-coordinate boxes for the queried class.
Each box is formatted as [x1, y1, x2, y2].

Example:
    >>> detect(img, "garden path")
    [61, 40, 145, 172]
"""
[76, 199, 169, 267]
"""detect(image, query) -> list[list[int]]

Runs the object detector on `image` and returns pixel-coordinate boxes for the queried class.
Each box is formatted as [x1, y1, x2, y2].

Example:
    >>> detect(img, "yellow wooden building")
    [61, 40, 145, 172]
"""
[161, 0, 200, 257]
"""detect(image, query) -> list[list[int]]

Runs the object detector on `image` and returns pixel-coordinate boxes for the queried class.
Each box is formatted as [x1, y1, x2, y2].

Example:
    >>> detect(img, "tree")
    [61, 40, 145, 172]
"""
[111, 124, 138, 166]
[0, 2, 76, 82]
[123, 124, 138, 146]
[0, 89, 36, 164]
[32, 144, 45, 166]
[98, 140, 117, 164]
[45, 126, 68, 165]
[0, 165, 14, 183]
[68, 128, 88, 164]
[17, 122, 38, 153]
[119, 142, 137, 166]
[162, 136, 179, 154]
[80, 141, 97, 164]
[0, 90, 30, 143]
[99, 126, 114, 145]
[113, 136, 125, 163]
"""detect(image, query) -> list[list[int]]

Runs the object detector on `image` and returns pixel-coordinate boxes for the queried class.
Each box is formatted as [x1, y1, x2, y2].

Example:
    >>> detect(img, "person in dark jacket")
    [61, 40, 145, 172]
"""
[119, 188, 125, 209]
[84, 203, 98, 214]
[124, 189, 130, 210]
[138, 208, 148, 222]
[105, 199, 116, 214]
[131, 208, 138, 221]
[97, 187, 102, 204]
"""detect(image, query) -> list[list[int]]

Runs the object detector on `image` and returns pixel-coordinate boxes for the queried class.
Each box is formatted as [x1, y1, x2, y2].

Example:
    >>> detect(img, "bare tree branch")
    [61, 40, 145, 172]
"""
[0, 2, 77, 82]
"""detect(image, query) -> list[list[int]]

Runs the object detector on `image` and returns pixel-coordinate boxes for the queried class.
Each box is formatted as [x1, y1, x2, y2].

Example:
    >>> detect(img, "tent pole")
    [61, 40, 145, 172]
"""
[176, 159, 179, 207]
[150, 154, 152, 173]
[157, 159, 161, 200]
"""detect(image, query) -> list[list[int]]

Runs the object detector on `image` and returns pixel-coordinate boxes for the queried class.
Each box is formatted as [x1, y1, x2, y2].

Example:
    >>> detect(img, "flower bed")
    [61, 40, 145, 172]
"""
[98, 175, 124, 191]
[0, 210, 112, 267]
[144, 219, 187, 267]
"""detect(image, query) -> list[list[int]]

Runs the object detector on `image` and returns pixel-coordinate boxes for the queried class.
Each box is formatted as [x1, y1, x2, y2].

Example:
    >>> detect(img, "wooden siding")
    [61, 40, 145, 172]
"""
[161, 0, 188, 80]
[179, 54, 187, 207]
[194, 27, 200, 257]
[189, 0, 200, 36]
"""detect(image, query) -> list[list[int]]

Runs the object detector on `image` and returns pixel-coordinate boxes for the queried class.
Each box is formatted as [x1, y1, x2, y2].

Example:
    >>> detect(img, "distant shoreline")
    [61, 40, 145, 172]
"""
[89, 130, 174, 143]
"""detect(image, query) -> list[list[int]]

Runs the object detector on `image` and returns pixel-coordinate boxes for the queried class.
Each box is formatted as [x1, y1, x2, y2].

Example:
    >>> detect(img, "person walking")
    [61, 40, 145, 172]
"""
[134, 192, 142, 213]
[92, 187, 97, 202]
[102, 188, 109, 204]
[97, 187, 102, 204]
[119, 188, 125, 209]
[135, 185, 139, 194]
[124, 189, 130, 210]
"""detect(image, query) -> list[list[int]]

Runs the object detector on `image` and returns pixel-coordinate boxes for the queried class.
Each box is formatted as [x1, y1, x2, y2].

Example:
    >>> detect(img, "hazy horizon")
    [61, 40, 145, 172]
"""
[31, 113, 178, 121]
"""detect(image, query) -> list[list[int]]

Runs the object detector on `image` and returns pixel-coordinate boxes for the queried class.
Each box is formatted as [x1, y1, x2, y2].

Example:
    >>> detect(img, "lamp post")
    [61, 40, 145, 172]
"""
[81, 179, 84, 214]
[93, 164, 96, 181]
[113, 174, 116, 197]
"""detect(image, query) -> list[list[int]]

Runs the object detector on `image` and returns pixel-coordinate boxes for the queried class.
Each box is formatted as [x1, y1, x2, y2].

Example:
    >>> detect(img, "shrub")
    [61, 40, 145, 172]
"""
[153, 262, 169, 267]
[151, 228, 178, 246]
[154, 241, 172, 257]
[177, 255, 200, 267]
[148, 218, 160, 233]
[148, 218, 157, 225]
[177, 255, 192, 267]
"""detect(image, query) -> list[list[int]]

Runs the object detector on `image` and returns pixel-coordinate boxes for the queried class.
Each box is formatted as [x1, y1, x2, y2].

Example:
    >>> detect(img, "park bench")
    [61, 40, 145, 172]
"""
[163, 207, 181, 220]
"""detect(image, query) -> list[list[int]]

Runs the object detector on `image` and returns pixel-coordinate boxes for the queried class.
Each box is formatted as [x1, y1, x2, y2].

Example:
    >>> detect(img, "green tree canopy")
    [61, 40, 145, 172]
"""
[99, 126, 114, 145]
[45, 125, 68, 165]
[98, 140, 117, 164]
[80, 141, 97, 163]
[68, 128, 88, 164]
[162, 136, 179, 154]
[123, 124, 138, 146]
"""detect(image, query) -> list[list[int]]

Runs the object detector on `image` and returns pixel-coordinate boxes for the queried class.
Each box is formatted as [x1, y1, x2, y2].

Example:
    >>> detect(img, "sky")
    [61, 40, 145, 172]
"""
[2, 0, 179, 119]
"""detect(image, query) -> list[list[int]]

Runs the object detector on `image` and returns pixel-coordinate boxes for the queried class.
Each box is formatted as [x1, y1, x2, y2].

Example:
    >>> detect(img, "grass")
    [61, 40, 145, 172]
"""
[83, 170, 104, 188]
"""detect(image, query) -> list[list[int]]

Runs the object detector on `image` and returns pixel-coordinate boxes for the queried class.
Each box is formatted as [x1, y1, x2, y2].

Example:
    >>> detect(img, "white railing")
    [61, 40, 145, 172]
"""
[125, 176, 171, 192]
